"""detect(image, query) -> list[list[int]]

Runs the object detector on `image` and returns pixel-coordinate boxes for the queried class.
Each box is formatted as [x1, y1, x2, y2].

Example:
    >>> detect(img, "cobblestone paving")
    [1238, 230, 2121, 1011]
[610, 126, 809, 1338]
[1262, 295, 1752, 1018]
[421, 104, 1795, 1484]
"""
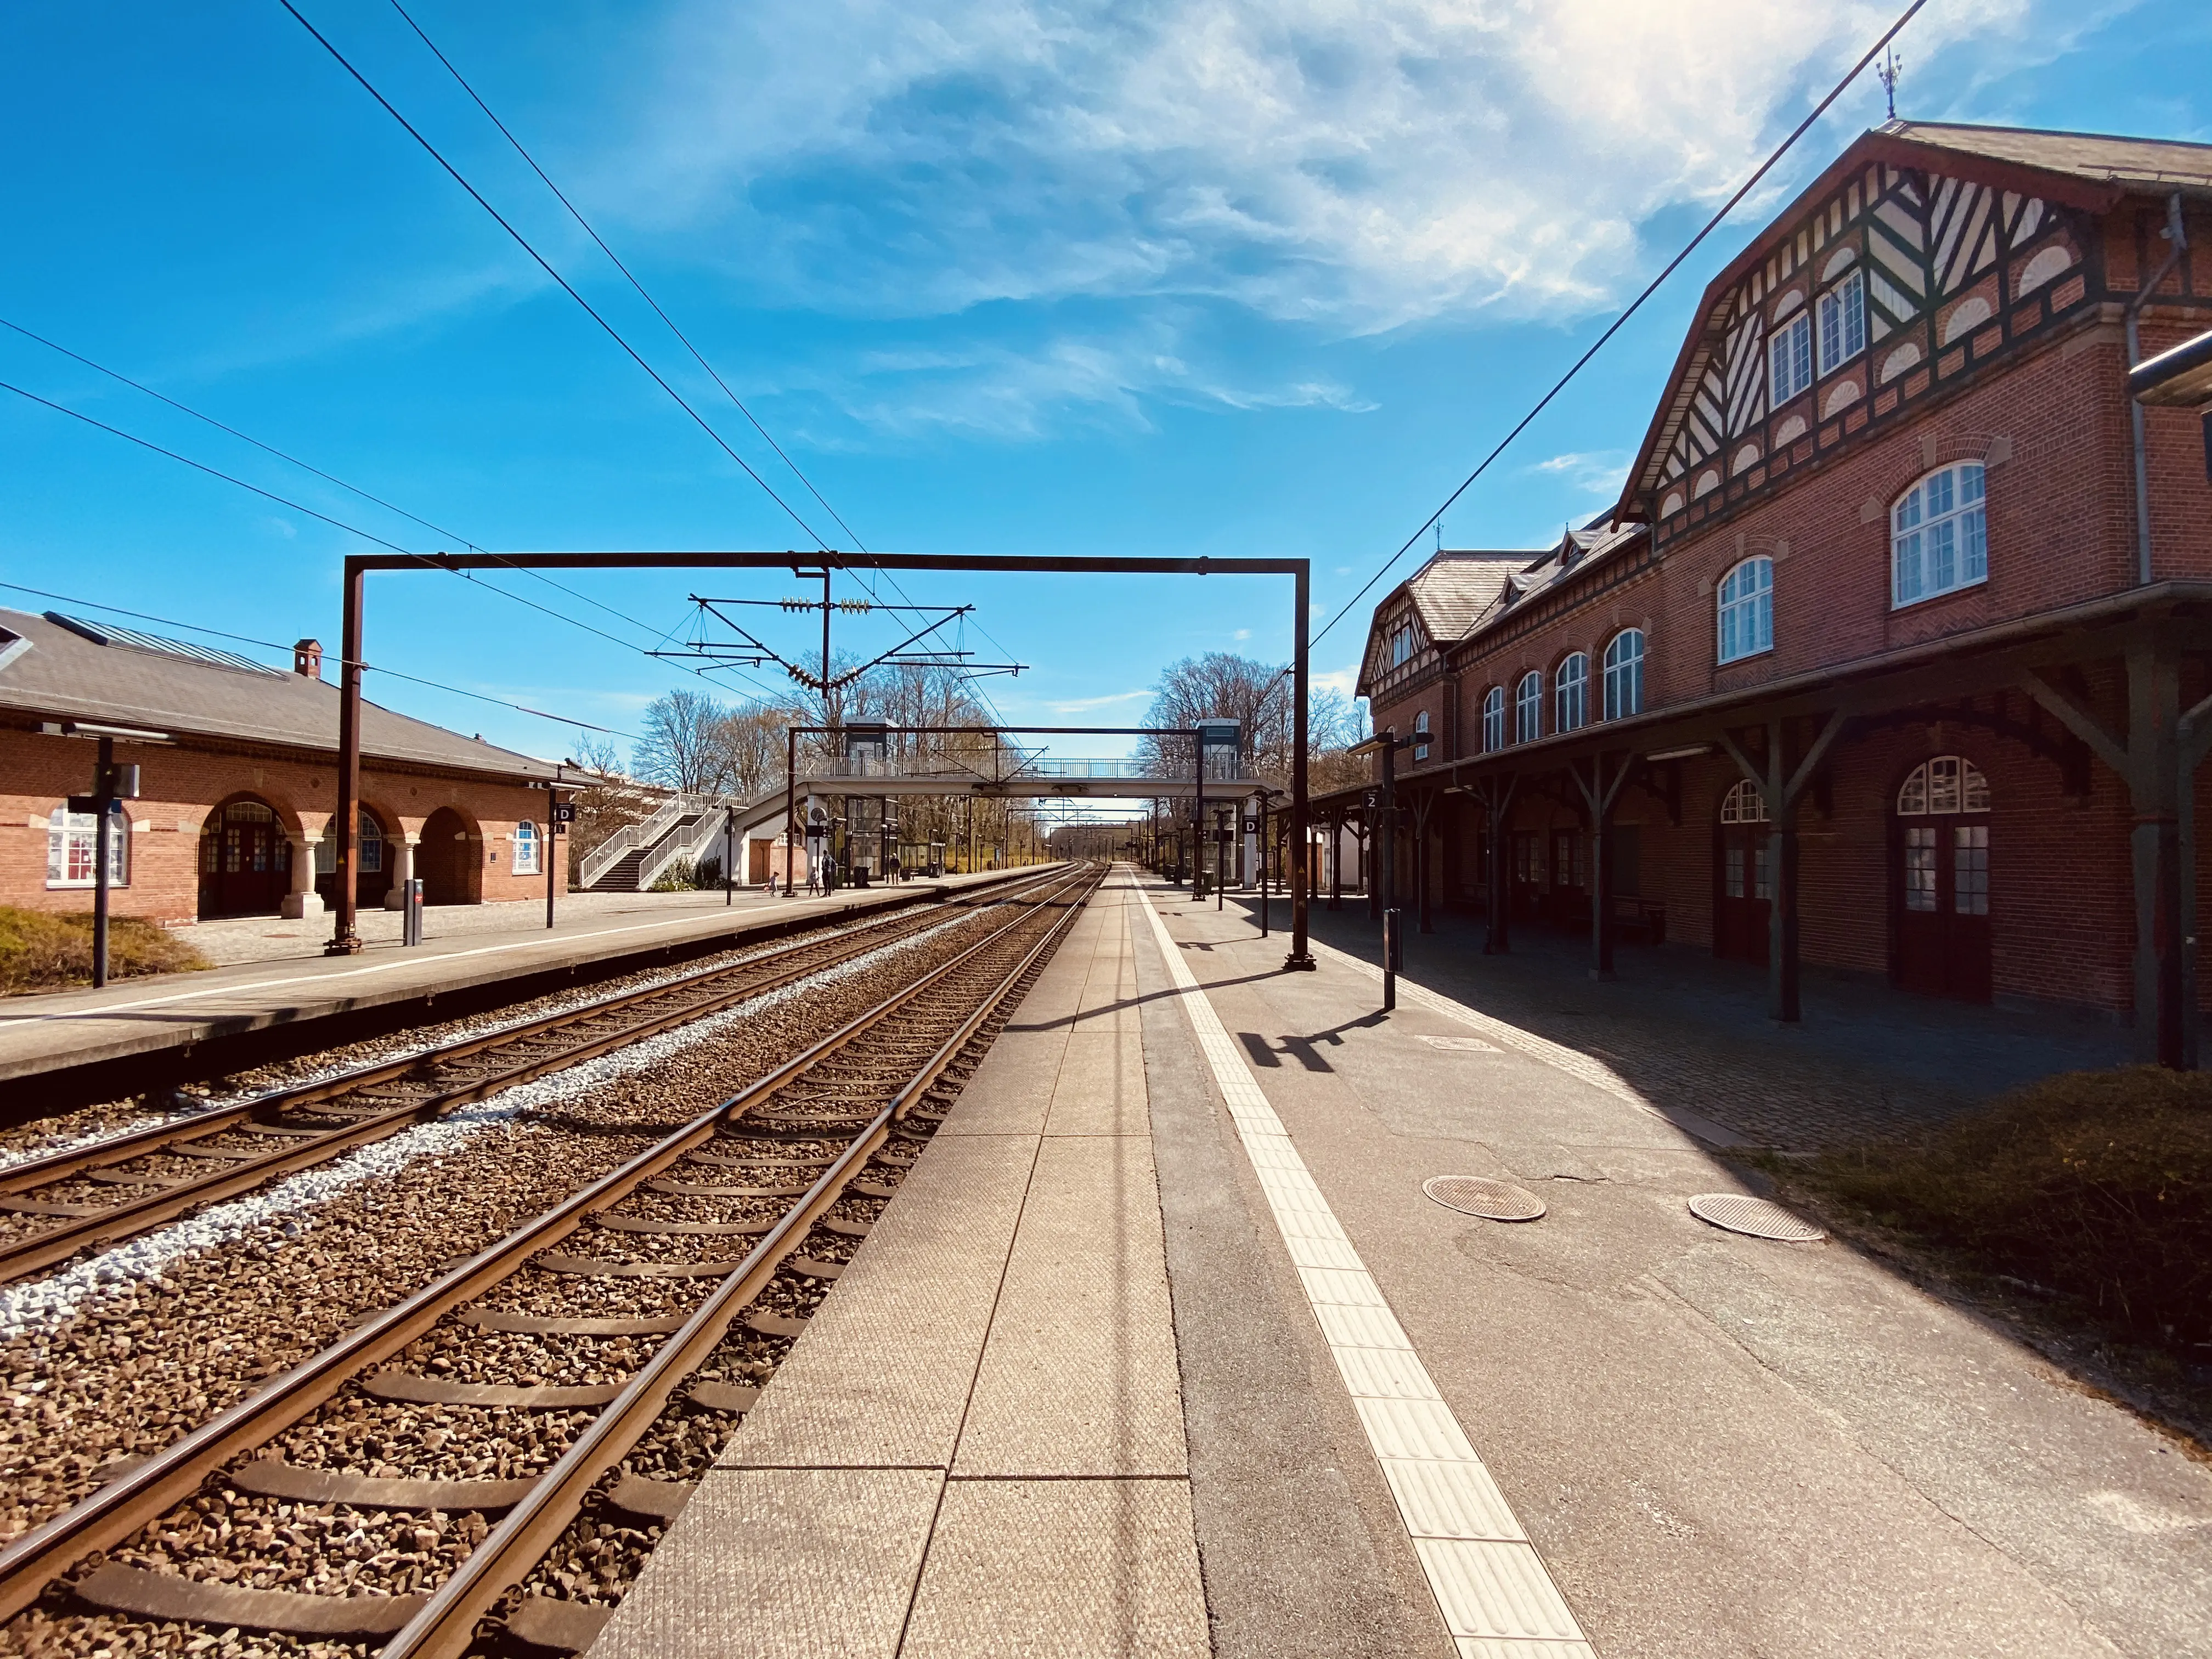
[1245, 895, 2131, 1151]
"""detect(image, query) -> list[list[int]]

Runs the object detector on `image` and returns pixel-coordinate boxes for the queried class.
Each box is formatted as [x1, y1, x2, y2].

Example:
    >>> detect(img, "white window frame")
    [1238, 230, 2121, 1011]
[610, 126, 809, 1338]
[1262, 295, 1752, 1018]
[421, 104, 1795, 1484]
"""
[1388, 617, 1418, 668]
[1602, 630, 1645, 720]
[1770, 312, 1813, 404]
[514, 820, 541, 876]
[1716, 556, 1774, 664]
[47, 804, 129, 889]
[1554, 653, 1588, 732]
[1412, 710, 1430, 763]
[1818, 269, 1866, 374]
[314, 812, 383, 877]
[1891, 461, 1988, 609]
[1482, 687, 1505, 753]
[1514, 671, 1543, 744]
[1896, 755, 1990, 816]
[1719, 779, 1769, 825]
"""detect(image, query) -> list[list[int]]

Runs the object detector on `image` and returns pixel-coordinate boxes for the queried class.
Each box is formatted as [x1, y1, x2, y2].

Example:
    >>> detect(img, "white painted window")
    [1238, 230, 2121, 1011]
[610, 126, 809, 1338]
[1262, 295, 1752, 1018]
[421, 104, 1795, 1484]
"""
[1482, 687, 1505, 752]
[1515, 672, 1543, 743]
[1896, 755, 1990, 816]
[1770, 312, 1813, 404]
[46, 804, 128, 889]
[1892, 462, 1987, 608]
[1818, 269, 1866, 373]
[1719, 780, 1769, 824]
[1412, 710, 1430, 762]
[314, 812, 383, 876]
[1602, 630, 1645, 719]
[1554, 653, 1588, 732]
[1717, 557, 1774, 664]
[514, 820, 541, 876]
[1388, 617, 1418, 667]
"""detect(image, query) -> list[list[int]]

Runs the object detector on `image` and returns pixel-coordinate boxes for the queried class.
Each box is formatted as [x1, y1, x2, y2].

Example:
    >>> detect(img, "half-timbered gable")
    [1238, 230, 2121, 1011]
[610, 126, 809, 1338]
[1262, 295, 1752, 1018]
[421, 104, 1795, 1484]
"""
[1623, 121, 2210, 537]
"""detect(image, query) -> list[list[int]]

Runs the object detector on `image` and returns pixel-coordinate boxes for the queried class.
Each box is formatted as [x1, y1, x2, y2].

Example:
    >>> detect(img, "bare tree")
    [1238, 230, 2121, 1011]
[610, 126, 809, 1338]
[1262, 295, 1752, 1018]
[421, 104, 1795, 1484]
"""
[633, 690, 731, 793]
[712, 698, 803, 800]
[564, 734, 654, 885]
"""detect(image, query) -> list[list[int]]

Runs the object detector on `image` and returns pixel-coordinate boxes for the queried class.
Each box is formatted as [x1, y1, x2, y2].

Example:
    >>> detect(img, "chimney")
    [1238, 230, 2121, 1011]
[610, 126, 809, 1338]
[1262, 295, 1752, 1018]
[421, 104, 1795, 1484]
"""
[294, 639, 324, 680]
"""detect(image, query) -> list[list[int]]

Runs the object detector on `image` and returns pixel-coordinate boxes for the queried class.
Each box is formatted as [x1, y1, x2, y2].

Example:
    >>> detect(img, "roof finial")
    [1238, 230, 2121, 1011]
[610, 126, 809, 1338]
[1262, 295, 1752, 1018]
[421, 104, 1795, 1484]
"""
[1877, 46, 1901, 121]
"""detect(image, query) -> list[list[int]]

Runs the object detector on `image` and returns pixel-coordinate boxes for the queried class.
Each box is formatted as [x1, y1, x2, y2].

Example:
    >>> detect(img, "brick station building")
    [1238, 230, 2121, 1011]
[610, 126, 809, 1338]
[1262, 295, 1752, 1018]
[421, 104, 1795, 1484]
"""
[1338, 121, 2212, 1063]
[0, 607, 556, 926]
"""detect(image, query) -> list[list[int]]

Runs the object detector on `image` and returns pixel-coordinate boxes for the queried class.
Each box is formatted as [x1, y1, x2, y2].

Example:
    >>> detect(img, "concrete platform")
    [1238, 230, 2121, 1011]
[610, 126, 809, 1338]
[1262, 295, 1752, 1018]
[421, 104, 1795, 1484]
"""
[0, 868, 1039, 1112]
[592, 870, 2212, 1659]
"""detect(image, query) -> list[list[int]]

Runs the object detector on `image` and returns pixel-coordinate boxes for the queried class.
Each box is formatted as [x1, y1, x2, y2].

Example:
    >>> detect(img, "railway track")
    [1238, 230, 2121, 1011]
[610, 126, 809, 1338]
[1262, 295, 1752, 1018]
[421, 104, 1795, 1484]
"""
[0, 867, 1060, 1287]
[0, 862, 1102, 1657]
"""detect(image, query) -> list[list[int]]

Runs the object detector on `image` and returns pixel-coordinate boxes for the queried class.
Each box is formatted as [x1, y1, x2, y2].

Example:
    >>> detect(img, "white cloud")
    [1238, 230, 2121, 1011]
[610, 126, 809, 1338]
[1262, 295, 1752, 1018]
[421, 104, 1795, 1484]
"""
[1047, 687, 1150, 712]
[1528, 448, 1632, 495]
[614, 0, 2034, 335]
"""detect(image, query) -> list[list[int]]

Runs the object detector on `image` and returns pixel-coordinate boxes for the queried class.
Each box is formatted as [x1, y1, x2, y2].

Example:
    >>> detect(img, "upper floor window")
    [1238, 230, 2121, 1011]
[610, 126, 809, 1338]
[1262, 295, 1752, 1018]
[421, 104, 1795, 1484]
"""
[1717, 556, 1774, 664]
[1515, 671, 1543, 743]
[1387, 617, 1418, 668]
[47, 803, 128, 889]
[1818, 269, 1866, 373]
[514, 821, 541, 876]
[1482, 687, 1505, 753]
[1770, 312, 1813, 404]
[1554, 653, 1588, 732]
[1602, 630, 1645, 720]
[1412, 710, 1431, 763]
[1892, 462, 1987, 608]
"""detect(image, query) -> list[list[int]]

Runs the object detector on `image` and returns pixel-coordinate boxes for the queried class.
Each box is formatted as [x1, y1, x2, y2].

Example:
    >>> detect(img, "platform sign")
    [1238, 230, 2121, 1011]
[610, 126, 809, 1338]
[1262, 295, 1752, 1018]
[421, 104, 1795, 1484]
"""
[551, 803, 577, 823]
[1240, 816, 1257, 833]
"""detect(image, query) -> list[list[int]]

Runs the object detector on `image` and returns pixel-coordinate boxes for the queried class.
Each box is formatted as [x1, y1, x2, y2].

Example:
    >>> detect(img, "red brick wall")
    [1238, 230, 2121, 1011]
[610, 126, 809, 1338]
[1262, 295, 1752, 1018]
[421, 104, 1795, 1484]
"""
[1, 725, 549, 926]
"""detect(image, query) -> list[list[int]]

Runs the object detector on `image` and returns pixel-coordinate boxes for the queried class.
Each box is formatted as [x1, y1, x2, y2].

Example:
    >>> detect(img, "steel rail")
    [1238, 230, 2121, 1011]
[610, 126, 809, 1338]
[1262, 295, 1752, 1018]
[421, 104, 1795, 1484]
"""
[0, 868, 1062, 1284]
[383, 862, 1102, 1657]
[0, 866, 1098, 1627]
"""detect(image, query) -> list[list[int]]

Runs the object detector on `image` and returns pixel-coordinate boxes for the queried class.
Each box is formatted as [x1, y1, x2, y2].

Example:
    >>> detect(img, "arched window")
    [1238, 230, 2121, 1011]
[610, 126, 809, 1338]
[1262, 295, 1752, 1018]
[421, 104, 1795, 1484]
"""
[1602, 630, 1645, 720]
[514, 820, 541, 876]
[1515, 671, 1543, 743]
[315, 812, 383, 876]
[1717, 557, 1773, 664]
[1719, 780, 1769, 823]
[1554, 653, 1588, 732]
[47, 803, 128, 889]
[1482, 687, 1505, 753]
[1895, 756, 1989, 816]
[1412, 710, 1431, 763]
[1892, 462, 1987, 608]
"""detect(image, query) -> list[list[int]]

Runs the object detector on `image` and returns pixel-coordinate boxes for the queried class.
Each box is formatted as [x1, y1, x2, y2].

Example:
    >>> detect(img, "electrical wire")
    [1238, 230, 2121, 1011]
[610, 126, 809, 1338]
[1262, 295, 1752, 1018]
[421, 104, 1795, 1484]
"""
[276, 0, 831, 549]
[1313, 0, 1929, 648]
[386, 0, 869, 555]
[0, 579, 641, 742]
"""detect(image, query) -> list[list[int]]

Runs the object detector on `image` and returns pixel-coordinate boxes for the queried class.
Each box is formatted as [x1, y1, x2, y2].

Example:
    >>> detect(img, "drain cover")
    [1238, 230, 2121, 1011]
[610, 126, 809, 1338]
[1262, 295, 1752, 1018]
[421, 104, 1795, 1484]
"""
[1414, 1034, 1501, 1053]
[1423, 1176, 1546, 1222]
[1687, 1193, 1824, 1243]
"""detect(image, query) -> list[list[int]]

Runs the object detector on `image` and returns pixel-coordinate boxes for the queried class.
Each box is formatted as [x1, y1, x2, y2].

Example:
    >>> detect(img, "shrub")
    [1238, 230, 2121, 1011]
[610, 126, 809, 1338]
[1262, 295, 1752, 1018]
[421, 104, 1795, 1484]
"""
[0, 907, 213, 995]
[1789, 1066, 2212, 1349]
[647, 858, 697, 893]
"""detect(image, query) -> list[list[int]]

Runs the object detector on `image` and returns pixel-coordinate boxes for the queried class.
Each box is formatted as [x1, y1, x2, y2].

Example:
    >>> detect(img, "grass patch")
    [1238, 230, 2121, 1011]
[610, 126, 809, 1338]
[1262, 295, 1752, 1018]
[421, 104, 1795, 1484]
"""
[0, 906, 213, 996]
[1770, 1066, 2211, 1354]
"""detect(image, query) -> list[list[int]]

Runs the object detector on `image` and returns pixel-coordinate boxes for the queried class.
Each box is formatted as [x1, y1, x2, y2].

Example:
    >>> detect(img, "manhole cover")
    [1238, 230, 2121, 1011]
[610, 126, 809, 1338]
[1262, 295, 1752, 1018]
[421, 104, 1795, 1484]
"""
[1687, 1193, 1824, 1243]
[1414, 1034, 1501, 1053]
[1423, 1176, 1546, 1222]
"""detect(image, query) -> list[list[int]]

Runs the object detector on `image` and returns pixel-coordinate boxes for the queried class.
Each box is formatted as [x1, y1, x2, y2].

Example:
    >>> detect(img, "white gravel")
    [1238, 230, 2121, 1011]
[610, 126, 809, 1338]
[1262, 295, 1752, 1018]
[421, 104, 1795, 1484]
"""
[0, 907, 977, 1339]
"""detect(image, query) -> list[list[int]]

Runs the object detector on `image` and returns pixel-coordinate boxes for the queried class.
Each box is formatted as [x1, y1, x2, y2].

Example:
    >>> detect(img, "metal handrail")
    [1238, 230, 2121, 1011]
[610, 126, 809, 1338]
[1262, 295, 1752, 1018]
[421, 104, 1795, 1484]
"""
[576, 792, 698, 889]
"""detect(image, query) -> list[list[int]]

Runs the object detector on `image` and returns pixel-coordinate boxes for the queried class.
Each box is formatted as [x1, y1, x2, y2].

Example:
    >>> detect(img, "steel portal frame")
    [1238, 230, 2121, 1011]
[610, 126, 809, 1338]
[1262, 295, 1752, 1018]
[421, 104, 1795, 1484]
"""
[325, 552, 1315, 969]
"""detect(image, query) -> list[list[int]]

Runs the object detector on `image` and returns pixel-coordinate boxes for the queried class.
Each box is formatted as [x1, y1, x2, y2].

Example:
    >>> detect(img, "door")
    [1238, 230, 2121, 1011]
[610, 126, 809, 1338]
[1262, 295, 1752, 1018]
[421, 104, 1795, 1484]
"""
[417, 806, 483, 905]
[1509, 832, 1543, 922]
[1713, 780, 1770, 964]
[1894, 757, 1992, 1001]
[198, 799, 289, 917]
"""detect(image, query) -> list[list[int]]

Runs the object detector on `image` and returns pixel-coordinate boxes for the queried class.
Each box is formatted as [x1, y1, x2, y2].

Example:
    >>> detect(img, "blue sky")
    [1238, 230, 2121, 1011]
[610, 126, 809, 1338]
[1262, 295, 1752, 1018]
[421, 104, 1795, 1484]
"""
[2, 0, 2203, 768]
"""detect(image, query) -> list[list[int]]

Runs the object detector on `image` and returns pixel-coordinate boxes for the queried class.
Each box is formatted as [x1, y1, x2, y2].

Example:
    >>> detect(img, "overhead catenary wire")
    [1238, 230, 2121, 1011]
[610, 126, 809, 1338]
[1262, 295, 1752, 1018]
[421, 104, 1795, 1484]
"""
[0, 579, 642, 743]
[1313, 0, 1930, 649]
[276, 0, 831, 550]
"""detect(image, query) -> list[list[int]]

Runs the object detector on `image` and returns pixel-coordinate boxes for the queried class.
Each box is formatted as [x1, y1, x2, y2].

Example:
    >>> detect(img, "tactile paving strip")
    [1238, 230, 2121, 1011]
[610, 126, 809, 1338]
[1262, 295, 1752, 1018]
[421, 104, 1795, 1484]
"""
[1688, 1193, 1825, 1242]
[1423, 1176, 1547, 1222]
[1135, 881, 1594, 1658]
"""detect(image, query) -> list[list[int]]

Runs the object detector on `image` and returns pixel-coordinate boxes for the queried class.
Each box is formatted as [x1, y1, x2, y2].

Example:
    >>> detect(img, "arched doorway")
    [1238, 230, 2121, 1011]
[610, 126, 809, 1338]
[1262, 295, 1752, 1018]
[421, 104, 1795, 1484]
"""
[199, 798, 291, 918]
[1713, 780, 1770, 965]
[315, 809, 394, 910]
[416, 805, 482, 905]
[1893, 755, 1991, 1002]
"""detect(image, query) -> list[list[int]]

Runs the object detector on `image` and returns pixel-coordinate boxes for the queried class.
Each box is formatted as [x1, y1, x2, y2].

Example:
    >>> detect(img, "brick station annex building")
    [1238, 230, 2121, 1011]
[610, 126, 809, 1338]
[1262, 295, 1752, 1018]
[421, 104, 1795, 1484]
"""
[1338, 121, 2212, 1063]
[0, 608, 556, 926]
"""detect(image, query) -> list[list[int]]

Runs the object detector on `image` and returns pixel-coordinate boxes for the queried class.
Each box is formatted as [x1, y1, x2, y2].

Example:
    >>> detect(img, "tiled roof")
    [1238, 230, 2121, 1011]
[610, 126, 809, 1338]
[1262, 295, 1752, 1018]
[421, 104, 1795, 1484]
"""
[1402, 551, 1535, 641]
[1879, 121, 2212, 192]
[0, 607, 554, 781]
